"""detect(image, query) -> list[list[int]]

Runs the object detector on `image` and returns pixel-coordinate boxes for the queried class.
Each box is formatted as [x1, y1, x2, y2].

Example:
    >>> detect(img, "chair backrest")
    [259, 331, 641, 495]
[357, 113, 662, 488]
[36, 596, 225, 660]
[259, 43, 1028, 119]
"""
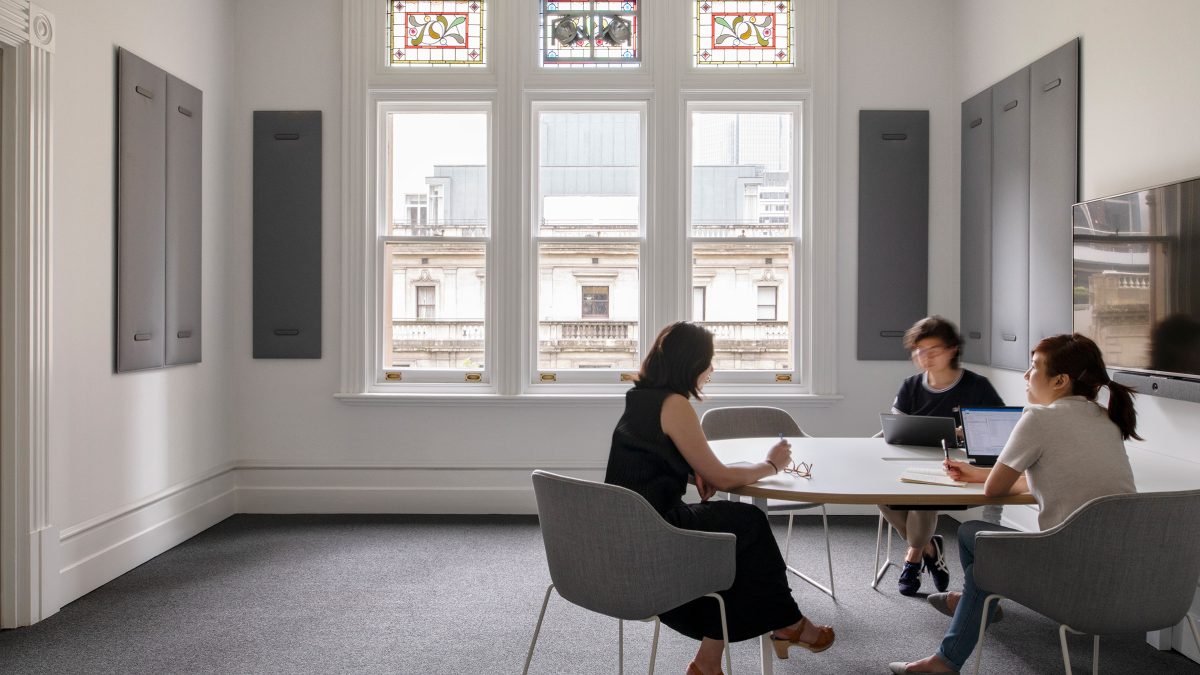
[700, 406, 808, 441]
[974, 489, 1200, 634]
[531, 470, 736, 620]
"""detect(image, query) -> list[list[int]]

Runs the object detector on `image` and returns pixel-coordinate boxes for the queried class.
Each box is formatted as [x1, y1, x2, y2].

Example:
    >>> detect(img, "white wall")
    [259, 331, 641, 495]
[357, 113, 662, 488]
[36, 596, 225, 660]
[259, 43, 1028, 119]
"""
[951, 0, 1200, 469]
[43, 0, 237, 606]
[952, 0, 1200, 659]
[221, 0, 960, 516]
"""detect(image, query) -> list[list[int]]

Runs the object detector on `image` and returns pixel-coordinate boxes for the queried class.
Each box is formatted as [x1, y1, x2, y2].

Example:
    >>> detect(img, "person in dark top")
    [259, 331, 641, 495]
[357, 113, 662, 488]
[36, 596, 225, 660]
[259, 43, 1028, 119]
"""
[880, 316, 1004, 597]
[606, 321, 835, 675]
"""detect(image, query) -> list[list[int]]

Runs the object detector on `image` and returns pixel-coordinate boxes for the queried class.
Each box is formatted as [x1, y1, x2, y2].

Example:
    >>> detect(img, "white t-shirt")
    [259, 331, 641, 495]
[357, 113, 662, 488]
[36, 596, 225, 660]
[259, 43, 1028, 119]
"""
[997, 396, 1136, 530]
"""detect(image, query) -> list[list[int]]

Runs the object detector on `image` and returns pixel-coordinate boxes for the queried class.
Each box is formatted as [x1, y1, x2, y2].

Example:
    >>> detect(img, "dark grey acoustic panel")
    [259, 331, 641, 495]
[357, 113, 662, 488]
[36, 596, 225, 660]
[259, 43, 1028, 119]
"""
[960, 88, 993, 366]
[116, 49, 167, 372]
[1028, 39, 1079, 348]
[990, 69, 1031, 370]
[857, 110, 929, 360]
[165, 75, 203, 366]
[253, 111, 322, 359]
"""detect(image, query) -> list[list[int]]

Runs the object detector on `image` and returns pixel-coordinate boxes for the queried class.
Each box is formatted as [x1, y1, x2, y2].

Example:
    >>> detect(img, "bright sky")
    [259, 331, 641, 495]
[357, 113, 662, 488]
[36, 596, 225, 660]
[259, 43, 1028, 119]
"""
[391, 112, 488, 197]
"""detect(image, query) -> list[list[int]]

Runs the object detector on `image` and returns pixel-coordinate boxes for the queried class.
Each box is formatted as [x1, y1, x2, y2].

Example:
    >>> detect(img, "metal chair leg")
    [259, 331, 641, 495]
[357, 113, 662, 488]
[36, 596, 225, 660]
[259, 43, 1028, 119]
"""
[1056, 623, 1087, 675]
[706, 593, 736, 675]
[618, 619, 624, 675]
[873, 513, 896, 589]
[523, 583, 556, 675]
[648, 618, 660, 675]
[1092, 635, 1099, 675]
[973, 594, 1002, 675]
[783, 509, 835, 599]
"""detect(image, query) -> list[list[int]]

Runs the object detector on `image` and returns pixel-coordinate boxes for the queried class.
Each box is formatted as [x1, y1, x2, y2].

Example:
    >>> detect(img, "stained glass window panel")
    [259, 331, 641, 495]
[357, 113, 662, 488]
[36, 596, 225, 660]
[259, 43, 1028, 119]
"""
[694, 1, 793, 67]
[540, 1, 640, 67]
[387, 1, 486, 67]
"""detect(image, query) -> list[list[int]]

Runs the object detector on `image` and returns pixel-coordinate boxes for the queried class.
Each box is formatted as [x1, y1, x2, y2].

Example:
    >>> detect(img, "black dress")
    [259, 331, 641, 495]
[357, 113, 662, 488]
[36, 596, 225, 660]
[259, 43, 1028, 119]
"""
[604, 387, 803, 642]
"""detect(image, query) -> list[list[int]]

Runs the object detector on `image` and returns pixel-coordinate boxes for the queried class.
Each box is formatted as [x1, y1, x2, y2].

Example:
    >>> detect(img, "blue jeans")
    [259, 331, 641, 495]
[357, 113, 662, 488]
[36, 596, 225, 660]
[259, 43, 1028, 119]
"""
[936, 520, 1014, 671]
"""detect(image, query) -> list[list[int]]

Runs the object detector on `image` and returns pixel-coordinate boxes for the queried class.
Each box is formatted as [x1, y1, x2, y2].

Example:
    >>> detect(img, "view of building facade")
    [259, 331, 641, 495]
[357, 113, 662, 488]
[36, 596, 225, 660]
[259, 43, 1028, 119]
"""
[386, 111, 796, 372]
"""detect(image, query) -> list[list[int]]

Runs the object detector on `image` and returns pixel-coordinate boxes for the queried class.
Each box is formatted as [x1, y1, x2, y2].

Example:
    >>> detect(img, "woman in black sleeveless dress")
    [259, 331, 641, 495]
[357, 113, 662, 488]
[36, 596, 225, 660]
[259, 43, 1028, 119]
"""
[605, 322, 835, 675]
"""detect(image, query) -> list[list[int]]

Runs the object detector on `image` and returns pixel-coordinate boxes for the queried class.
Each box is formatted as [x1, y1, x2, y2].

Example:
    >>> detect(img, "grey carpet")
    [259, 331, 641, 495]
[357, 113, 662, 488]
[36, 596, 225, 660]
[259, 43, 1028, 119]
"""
[0, 514, 1196, 674]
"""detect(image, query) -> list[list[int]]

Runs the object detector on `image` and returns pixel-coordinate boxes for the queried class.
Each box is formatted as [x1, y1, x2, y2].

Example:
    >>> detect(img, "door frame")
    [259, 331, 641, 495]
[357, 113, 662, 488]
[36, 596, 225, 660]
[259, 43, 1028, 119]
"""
[0, 1, 55, 628]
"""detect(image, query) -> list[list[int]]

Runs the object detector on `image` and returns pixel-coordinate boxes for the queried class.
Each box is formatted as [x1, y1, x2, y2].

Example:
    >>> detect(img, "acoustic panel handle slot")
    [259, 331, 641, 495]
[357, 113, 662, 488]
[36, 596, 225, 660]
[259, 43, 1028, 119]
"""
[135, 85, 154, 100]
[176, 330, 192, 339]
[969, 331, 982, 339]
[881, 133, 908, 141]
[274, 133, 300, 141]
[879, 330, 904, 338]
[1001, 332, 1018, 342]
[273, 328, 300, 336]
[1003, 100, 1019, 112]
[133, 333, 153, 342]
[969, 118, 983, 129]
[1043, 78, 1062, 92]
[177, 106, 193, 117]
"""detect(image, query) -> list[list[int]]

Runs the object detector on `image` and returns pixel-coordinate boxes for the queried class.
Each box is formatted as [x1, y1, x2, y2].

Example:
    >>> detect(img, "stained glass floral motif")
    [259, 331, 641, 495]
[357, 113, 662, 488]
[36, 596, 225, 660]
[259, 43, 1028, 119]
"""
[541, 1, 639, 67]
[695, 0, 792, 67]
[388, 1, 486, 67]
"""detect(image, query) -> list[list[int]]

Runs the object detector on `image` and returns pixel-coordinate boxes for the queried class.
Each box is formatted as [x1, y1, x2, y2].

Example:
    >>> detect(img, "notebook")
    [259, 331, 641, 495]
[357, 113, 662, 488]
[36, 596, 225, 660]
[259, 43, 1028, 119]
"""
[879, 413, 958, 447]
[960, 406, 1024, 466]
[899, 467, 967, 488]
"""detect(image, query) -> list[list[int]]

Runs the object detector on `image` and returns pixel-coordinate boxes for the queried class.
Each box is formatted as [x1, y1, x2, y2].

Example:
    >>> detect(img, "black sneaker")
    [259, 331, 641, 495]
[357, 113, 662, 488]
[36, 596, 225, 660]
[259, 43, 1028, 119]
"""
[898, 561, 922, 596]
[923, 534, 950, 592]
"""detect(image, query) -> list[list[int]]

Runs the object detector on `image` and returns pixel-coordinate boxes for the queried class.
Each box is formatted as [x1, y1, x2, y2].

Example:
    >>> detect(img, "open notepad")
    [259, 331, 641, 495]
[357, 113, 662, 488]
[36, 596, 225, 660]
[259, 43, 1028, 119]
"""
[899, 467, 968, 488]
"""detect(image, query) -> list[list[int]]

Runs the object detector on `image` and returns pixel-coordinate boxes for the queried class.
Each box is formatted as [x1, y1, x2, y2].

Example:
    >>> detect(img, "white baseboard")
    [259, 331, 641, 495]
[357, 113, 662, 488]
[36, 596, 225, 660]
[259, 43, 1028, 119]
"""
[236, 486, 539, 514]
[56, 468, 237, 607]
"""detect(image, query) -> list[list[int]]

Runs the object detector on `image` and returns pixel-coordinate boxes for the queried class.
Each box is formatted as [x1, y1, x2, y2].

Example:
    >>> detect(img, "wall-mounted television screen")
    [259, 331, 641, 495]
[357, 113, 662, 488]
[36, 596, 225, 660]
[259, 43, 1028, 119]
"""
[1072, 176, 1200, 381]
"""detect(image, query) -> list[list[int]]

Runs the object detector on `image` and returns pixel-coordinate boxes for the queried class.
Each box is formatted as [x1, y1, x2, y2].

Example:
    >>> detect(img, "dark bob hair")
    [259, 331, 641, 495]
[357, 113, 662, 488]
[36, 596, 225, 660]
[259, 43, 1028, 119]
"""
[1033, 333, 1142, 441]
[634, 321, 715, 400]
[903, 315, 964, 369]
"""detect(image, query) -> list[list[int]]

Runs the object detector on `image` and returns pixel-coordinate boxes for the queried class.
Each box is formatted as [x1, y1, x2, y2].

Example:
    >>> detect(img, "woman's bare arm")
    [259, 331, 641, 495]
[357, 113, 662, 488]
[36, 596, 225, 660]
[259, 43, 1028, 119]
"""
[660, 394, 786, 491]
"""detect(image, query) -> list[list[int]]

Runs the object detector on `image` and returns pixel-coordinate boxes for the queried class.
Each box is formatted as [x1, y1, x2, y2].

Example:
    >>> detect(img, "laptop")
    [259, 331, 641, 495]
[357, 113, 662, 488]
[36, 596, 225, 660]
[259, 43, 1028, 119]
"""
[879, 413, 958, 447]
[960, 406, 1025, 466]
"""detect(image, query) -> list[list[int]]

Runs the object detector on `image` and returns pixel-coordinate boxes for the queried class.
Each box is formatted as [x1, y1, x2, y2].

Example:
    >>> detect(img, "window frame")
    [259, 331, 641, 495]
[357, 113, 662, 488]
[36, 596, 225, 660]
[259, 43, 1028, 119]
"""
[527, 100, 648, 388]
[338, 0, 839, 401]
[685, 100, 806, 386]
[371, 98, 495, 388]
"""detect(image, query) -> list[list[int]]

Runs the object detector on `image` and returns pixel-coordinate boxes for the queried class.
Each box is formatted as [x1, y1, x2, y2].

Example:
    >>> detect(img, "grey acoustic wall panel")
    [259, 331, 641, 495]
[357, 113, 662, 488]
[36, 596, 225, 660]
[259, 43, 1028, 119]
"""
[990, 69, 1031, 370]
[1028, 39, 1079, 348]
[857, 110, 929, 360]
[253, 111, 322, 359]
[165, 75, 203, 366]
[117, 49, 167, 372]
[961, 89, 993, 366]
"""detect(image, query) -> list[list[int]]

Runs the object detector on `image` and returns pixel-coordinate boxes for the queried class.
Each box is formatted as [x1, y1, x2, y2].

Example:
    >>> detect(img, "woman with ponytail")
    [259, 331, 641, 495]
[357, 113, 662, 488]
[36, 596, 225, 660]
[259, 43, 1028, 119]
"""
[889, 333, 1139, 674]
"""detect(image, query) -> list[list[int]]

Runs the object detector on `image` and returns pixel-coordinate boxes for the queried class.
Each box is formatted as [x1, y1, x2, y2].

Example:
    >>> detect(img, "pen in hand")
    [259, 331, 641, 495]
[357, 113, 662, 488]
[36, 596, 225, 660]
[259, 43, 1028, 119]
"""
[941, 438, 951, 463]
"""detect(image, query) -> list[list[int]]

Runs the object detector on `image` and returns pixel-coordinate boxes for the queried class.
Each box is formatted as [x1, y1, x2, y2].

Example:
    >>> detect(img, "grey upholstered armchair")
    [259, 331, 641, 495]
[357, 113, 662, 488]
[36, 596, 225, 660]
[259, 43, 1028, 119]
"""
[524, 470, 738, 675]
[971, 489, 1200, 675]
[700, 406, 836, 599]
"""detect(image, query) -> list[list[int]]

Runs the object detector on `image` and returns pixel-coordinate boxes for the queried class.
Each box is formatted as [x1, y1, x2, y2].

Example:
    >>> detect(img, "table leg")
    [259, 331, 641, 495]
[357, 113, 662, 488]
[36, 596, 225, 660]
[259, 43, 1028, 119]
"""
[751, 495, 775, 674]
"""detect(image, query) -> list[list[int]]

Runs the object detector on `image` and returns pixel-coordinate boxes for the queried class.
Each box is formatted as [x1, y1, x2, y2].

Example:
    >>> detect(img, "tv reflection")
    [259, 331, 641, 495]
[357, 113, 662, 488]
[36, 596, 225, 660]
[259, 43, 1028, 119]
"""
[1150, 314, 1200, 377]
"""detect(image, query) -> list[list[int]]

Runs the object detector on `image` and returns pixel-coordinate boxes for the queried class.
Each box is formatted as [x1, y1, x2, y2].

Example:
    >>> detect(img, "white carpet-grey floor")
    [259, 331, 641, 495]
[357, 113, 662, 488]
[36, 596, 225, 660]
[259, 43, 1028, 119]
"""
[0, 514, 1196, 674]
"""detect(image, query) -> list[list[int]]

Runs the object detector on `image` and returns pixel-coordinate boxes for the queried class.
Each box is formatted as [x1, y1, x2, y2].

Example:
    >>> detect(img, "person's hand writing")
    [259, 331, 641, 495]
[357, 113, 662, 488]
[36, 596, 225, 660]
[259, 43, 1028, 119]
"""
[944, 459, 986, 483]
[695, 472, 716, 502]
[766, 439, 792, 473]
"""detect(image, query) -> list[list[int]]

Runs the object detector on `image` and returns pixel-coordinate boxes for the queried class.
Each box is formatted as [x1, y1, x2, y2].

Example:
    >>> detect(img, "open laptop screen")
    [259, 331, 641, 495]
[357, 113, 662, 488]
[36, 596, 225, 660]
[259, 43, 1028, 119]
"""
[960, 407, 1024, 462]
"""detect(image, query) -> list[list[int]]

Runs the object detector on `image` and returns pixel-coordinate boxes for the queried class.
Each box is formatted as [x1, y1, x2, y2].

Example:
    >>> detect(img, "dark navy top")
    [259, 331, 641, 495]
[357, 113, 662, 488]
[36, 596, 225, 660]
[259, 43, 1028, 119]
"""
[893, 368, 1004, 425]
[604, 387, 693, 515]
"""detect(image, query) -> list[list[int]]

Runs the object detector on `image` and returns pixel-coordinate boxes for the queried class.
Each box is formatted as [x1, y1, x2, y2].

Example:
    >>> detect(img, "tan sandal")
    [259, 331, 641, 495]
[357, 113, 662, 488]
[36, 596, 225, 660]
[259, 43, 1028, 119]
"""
[771, 617, 835, 658]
